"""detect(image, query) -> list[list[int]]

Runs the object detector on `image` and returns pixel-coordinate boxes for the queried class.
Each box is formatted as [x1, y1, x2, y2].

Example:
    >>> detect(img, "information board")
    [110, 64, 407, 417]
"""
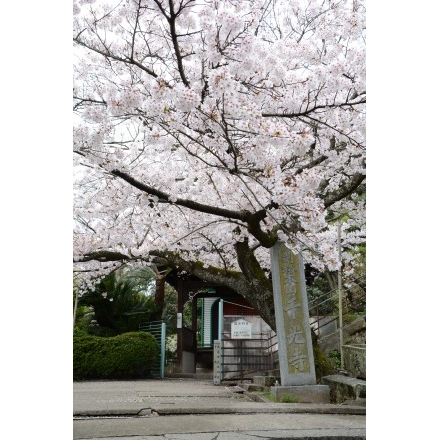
[231, 318, 252, 339]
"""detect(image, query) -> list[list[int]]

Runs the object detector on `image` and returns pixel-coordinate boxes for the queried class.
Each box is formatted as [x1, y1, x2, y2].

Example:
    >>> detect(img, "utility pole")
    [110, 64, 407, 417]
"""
[338, 219, 344, 370]
[73, 289, 79, 331]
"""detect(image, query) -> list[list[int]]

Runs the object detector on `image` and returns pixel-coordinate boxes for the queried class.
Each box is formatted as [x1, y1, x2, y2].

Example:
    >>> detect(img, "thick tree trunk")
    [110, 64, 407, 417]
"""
[150, 242, 277, 329]
[233, 240, 276, 329]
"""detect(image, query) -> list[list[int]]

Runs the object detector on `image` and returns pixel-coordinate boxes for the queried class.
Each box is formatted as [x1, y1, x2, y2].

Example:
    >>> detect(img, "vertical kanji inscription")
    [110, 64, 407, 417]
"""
[271, 241, 316, 385]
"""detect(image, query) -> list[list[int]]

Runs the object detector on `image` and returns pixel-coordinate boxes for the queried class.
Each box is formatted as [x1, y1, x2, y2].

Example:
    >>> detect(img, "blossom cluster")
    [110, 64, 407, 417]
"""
[73, 0, 366, 289]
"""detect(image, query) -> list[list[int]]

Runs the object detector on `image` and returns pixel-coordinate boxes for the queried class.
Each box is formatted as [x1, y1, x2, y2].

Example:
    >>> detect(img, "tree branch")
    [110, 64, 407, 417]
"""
[167, 0, 189, 87]
[111, 169, 278, 247]
[324, 172, 365, 208]
[76, 250, 131, 262]
[150, 247, 276, 328]
[73, 37, 159, 78]
[261, 97, 366, 118]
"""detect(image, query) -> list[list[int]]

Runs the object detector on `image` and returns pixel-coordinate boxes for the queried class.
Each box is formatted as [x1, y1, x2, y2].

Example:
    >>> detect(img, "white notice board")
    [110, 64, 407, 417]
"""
[231, 318, 252, 339]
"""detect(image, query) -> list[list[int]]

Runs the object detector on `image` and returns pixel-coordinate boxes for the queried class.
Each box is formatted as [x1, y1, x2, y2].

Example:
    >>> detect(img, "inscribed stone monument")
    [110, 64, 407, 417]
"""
[270, 241, 316, 386]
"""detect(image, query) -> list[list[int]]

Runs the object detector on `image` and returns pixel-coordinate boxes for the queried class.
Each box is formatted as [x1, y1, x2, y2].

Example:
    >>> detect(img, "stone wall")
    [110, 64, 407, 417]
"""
[342, 344, 366, 379]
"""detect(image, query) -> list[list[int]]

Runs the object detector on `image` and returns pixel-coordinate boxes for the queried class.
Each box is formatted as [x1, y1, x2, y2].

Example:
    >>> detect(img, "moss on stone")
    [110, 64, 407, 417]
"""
[312, 330, 335, 381]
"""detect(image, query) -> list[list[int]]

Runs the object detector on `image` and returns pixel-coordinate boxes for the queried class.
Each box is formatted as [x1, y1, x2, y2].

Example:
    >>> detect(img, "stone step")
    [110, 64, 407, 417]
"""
[265, 369, 281, 377]
[252, 375, 281, 387]
[270, 384, 331, 404]
[166, 372, 213, 380]
[321, 374, 366, 404]
[240, 383, 266, 392]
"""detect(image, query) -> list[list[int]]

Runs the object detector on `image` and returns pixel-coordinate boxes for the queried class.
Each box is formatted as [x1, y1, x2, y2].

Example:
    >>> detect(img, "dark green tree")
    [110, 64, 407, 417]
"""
[78, 269, 156, 336]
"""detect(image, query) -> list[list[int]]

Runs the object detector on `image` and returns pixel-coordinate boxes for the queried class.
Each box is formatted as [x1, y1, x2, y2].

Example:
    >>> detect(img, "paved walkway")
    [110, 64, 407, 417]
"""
[73, 378, 366, 439]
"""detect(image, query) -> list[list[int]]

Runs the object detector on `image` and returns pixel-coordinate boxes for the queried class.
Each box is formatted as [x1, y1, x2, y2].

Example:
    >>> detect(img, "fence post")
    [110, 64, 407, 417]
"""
[213, 340, 222, 385]
[213, 299, 224, 384]
[160, 322, 165, 378]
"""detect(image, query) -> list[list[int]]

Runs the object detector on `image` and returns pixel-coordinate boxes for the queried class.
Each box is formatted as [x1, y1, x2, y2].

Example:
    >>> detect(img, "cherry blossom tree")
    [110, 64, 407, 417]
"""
[73, 0, 366, 329]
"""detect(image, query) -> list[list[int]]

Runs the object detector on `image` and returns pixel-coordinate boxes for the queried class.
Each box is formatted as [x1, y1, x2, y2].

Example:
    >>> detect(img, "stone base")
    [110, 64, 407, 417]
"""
[270, 384, 330, 403]
[321, 374, 366, 404]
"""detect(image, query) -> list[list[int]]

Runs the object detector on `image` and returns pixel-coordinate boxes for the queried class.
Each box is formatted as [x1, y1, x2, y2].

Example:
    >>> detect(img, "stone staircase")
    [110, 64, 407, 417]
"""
[240, 374, 280, 392]
[236, 369, 365, 406]
[166, 315, 366, 405]
[167, 369, 365, 406]
[237, 375, 330, 404]
[236, 375, 279, 403]
[166, 369, 365, 406]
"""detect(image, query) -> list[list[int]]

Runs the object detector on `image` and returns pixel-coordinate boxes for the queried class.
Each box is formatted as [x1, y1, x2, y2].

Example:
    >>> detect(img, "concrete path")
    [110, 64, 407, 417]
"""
[73, 378, 366, 439]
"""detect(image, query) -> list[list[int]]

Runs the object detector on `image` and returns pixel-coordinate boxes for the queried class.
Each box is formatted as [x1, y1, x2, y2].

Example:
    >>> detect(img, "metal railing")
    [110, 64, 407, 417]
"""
[220, 330, 279, 382]
[139, 320, 166, 378]
[308, 274, 366, 335]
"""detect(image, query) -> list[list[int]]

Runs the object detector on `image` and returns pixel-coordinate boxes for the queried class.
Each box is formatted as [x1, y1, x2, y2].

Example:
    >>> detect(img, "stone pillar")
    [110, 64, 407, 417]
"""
[270, 241, 316, 385]
[213, 340, 222, 385]
[270, 242, 330, 402]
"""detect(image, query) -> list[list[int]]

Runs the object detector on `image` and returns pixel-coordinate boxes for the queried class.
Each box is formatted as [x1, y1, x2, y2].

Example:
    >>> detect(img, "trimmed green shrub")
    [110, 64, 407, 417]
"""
[73, 330, 159, 381]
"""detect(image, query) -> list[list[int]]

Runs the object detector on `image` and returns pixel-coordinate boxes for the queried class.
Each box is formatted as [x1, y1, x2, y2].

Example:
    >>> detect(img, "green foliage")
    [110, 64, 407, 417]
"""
[76, 267, 180, 336]
[312, 330, 335, 380]
[73, 330, 159, 380]
[307, 285, 337, 316]
[343, 310, 365, 325]
[255, 391, 275, 402]
[161, 283, 178, 333]
[77, 270, 156, 335]
[74, 305, 95, 332]
[307, 267, 366, 322]
[328, 349, 342, 370]
[280, 394, 299, 403]
[165, 334, 177, 364]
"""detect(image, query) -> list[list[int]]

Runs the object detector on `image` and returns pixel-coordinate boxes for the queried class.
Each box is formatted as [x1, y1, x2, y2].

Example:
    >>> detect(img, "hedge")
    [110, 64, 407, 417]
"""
[73, 330, 159, 381]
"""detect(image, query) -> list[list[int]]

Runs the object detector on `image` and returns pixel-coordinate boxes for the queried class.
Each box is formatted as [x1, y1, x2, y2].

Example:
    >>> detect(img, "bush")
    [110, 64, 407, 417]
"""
[73, 330, 159, 381]
[328, 349, 342, 370]
[280, 394, 299, 403]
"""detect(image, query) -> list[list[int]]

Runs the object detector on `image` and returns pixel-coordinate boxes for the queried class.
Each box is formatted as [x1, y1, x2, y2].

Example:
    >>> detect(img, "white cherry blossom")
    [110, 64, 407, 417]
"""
[73, 0, 366, 308]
